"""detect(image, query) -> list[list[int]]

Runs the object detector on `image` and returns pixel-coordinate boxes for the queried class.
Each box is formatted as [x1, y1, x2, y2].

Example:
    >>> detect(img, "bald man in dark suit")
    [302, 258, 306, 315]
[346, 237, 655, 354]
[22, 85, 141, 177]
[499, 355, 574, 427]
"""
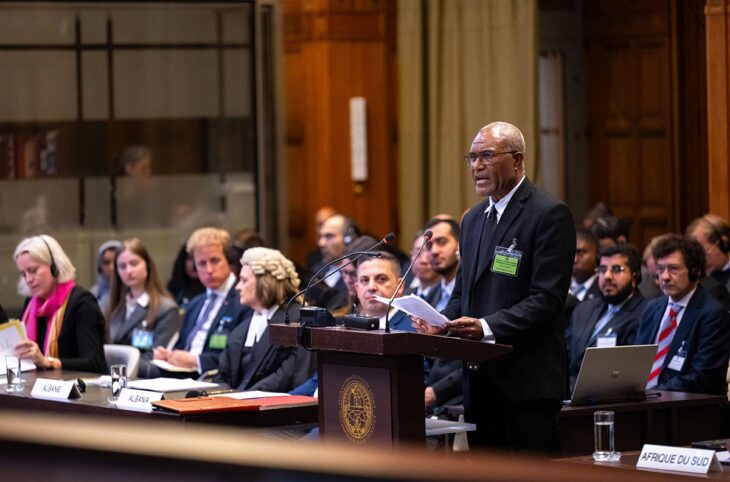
[413, 122, 575, 455]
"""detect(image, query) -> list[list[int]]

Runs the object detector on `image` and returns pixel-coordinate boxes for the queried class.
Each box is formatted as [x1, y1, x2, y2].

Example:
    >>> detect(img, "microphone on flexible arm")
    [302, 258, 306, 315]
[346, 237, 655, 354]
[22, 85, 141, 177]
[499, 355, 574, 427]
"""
[284, 232, 396, 325]
[384, 230, 432, 333]
[284, 233, 396, 348]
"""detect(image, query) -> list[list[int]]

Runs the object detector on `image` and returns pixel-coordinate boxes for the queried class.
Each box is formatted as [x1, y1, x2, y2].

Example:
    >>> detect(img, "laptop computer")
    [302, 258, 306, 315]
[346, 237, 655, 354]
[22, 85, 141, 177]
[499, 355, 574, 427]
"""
[568, 344, 658, 406]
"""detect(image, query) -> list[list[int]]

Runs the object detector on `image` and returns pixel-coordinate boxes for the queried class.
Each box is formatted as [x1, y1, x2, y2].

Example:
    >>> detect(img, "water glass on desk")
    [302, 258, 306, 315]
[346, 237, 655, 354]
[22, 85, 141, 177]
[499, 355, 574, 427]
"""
[108, 364, 127, 402]
[593, 410, 621, 462]
[5, 356, 23, 392]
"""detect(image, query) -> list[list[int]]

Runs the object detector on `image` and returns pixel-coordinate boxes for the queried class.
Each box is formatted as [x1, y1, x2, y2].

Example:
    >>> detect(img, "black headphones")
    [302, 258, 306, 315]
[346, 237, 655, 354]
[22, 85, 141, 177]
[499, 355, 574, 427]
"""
[342, 217, 360, 246]
[39, 236, 59, 278]
[702, 215, 730, 254]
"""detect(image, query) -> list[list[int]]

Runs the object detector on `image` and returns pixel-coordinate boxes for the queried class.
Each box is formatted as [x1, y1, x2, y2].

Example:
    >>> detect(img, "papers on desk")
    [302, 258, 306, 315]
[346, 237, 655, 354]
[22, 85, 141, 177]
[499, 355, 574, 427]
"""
[372, 294, 448, 328]
[150, 359, 197, 373]
[0, 320, 36, 374]
[127, 378, 218, 393]
[210, 390, 290, 400]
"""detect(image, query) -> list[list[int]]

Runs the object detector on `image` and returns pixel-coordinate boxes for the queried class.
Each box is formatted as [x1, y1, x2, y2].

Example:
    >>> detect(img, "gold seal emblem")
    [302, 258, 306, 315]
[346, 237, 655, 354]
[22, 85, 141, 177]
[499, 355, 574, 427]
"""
[338, 375, 375, 442]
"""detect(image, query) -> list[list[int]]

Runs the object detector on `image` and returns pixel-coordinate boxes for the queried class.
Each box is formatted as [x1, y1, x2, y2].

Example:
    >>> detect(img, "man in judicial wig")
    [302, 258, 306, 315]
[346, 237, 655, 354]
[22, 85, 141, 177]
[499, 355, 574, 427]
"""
[412, 121, 575, 455]
[635, 234, 730, 395]
[566, 244, 646, 388]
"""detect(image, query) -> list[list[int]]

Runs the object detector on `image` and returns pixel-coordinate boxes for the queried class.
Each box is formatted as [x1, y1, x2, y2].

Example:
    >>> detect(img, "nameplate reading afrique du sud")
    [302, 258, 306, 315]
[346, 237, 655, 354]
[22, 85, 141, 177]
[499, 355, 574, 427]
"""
[30, 378, 82, 400]
[637, 444, 722, 474]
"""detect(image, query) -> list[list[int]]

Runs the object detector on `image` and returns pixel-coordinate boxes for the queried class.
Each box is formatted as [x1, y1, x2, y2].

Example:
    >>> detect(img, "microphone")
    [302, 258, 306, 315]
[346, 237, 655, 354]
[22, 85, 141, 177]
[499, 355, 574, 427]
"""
[185, 388, 235, 398]
[384, 230, 432, 333]
[284, 232, 396, 324]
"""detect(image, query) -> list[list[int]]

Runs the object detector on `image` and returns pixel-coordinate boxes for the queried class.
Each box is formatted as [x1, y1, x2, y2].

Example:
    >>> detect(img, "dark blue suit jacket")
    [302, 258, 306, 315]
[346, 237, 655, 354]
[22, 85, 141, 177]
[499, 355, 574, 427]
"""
[389, 310, 415, 332]
[635, 285, 730, 395]
[566, 292, 646, 382]
[174, 284, 251, 373]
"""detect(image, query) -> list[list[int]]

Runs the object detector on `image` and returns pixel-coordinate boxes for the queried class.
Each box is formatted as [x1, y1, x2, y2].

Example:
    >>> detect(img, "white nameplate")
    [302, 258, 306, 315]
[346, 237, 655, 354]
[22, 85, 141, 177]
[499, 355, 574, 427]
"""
[115, 388, 164, 412]
[31, 378, 81, 400]
[637, 444, 722, 474]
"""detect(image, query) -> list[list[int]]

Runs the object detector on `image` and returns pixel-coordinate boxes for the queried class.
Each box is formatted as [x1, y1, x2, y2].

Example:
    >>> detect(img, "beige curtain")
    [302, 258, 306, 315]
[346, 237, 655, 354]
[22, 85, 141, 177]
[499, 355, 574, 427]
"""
[398, 0, 538, 245]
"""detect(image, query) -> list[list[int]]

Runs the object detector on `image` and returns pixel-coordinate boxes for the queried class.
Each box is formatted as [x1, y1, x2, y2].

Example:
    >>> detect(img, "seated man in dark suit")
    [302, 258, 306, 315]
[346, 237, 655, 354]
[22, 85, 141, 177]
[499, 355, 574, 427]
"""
[635, 234, 730, 395]
[687, 214, 730, 289]
[422, 217, 464, 413]
[354, 251, 413, 331]
[149, 228, 249, 378]
[404, 230, 441, 305]
[566, 244, 647, 388]
[570, 228, 601, 302]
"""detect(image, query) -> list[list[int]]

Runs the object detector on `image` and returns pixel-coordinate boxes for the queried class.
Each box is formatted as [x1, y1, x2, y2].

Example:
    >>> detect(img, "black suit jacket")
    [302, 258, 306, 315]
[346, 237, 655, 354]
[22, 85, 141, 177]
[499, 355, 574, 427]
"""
[215, 304, 314, 392]
[14, 287, 107, 373]
[443, 178, 575, 406]
[566, 292, 646, 382]
[174, 285, 251, 373]
[635, 285, 730, 395]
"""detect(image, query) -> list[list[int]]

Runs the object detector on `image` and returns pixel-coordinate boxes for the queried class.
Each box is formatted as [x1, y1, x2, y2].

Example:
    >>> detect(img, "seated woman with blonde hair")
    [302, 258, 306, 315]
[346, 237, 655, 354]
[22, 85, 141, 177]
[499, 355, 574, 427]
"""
[10, 235, 106, 373]
[106, 238, 181, 375]
[215, 247, 314, 392]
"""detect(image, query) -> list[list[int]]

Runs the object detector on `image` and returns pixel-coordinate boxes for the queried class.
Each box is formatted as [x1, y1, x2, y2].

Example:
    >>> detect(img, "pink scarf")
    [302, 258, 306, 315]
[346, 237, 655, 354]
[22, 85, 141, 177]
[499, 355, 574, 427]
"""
[22, 280, 75, 355]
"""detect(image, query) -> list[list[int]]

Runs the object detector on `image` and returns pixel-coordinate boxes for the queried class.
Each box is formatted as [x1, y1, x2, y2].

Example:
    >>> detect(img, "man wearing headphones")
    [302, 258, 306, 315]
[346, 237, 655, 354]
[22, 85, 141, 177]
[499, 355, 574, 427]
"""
[314, 214, 359, 294]
[635, 234, 730, 395]
[566, 244, 647, 389]
[687, 214, 730, 288]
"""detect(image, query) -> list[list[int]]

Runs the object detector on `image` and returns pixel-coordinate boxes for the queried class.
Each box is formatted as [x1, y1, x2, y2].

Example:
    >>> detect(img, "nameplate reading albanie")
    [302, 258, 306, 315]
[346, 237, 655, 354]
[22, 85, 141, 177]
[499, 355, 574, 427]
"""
[115, 388, 164, 411]
[30, 378, 81, 400]
[637, 444, 722, 474]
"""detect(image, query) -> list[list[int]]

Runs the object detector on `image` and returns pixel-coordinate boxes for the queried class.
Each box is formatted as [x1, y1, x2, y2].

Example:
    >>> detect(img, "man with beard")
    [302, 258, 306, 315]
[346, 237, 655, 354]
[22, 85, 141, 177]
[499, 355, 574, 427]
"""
[566, 245, 647, 388]
[423, 217, 464, 413]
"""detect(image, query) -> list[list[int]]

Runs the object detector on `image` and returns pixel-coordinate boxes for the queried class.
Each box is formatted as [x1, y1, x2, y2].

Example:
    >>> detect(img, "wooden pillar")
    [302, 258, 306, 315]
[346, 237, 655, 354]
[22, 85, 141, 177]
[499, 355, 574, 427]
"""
[706, 0, 730, 219]
[283, 0, 397, 264]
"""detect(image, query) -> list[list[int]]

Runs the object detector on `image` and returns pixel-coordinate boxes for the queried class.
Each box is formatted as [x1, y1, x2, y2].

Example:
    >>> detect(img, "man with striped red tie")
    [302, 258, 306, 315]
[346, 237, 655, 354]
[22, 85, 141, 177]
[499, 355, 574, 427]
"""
[636, 234, 730, 394]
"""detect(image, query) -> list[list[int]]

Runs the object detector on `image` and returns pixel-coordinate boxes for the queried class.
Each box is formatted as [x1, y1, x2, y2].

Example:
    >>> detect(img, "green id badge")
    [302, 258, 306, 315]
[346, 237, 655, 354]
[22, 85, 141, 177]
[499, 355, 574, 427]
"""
[491, 246, 522, 277]
[209, 333, 228, 350]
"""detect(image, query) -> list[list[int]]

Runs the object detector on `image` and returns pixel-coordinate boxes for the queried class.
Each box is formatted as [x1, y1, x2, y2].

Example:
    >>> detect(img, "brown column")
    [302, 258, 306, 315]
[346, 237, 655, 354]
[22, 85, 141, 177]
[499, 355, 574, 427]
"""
[706, 0, 730, 219]
[283, 0, 397, 263]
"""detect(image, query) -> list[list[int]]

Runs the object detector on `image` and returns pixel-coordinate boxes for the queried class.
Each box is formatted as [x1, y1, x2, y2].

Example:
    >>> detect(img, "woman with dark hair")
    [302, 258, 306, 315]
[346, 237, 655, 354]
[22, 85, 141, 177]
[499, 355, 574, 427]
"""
[215, 247, 313, 392]
[10, 235, 106, 373]
[166, 243, 205, 311]
[106, 238, 181, 359]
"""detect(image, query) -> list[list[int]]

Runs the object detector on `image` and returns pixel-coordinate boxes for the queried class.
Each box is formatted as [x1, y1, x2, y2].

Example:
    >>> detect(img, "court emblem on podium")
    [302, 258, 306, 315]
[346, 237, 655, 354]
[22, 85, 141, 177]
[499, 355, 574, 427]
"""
[338, 375, 375, 442]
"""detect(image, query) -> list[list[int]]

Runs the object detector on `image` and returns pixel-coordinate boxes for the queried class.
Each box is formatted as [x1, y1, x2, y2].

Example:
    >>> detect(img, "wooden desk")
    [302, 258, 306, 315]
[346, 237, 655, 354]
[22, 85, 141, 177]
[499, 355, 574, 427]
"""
[560, 391, 727, 457]
[448, 391, 726, 456]
[555, 452, 730, 480]
[0, 369, 318, 429]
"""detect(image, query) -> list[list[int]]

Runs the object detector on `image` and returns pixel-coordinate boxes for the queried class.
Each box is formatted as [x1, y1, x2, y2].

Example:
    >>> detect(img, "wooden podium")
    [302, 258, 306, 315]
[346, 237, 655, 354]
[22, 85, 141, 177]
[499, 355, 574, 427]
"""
[270, 324, 511, 447]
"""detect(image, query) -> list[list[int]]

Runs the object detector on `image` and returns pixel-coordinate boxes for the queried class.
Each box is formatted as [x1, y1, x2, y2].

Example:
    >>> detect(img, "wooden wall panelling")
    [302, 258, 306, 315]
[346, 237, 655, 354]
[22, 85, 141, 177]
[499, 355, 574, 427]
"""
[283, 0, 397, 264]
[705, 0, 730, 219]
[584, 0, 677, 249]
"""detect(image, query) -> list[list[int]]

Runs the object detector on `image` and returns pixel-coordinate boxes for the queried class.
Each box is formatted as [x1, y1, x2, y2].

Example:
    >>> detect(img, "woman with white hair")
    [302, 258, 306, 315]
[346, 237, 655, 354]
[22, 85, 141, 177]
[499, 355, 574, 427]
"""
[10, 235, 106, 373]
[215, 247, 314, 392]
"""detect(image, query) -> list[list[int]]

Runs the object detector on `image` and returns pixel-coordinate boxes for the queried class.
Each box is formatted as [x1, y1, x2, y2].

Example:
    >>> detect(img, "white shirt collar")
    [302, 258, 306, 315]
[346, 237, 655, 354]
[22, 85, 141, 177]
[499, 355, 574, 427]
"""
[378, 307, 400, 330]
[208, 273, 236, 299]
[484, 175, 526, 220]
[441, 277, 456, 297]
[669, 285, 698, 307]
[126, 290, 149, 308]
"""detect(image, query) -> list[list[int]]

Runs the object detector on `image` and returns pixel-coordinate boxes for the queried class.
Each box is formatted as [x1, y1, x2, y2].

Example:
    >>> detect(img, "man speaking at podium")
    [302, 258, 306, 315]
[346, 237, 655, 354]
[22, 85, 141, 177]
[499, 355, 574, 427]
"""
[413, 122, 575, 455]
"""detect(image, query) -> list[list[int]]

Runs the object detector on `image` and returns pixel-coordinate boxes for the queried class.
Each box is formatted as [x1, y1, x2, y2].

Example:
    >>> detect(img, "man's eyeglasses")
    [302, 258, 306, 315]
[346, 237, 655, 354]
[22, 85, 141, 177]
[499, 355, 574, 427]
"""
[464, 150, 517, 167]
[596, 265, 628, 275]
[654, 264, 685, 276]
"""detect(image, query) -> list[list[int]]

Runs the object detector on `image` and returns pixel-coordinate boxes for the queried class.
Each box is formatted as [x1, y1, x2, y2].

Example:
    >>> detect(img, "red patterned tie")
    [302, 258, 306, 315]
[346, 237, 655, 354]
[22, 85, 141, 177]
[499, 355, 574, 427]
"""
[646, 304, 681, 389]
